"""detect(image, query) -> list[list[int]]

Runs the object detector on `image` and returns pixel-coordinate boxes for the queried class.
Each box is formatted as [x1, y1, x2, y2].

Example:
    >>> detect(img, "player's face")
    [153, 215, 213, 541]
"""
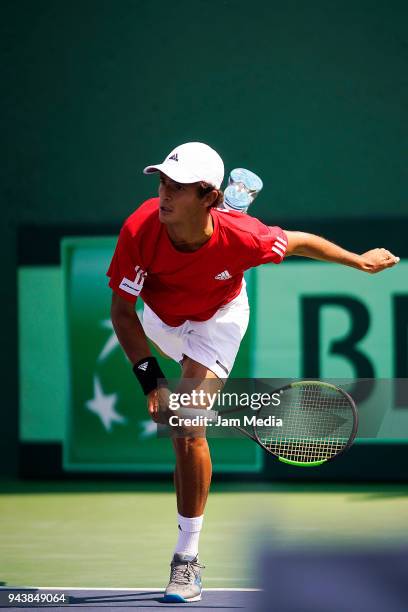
[158, 173, 207, 224]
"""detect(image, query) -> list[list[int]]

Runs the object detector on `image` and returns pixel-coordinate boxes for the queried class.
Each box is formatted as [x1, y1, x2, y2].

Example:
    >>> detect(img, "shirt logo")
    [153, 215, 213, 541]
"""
[119, 266, 147, 296]
[214, 270, 232, 280]
[168, 153, 179, 161]
[271, 235, 287, 259]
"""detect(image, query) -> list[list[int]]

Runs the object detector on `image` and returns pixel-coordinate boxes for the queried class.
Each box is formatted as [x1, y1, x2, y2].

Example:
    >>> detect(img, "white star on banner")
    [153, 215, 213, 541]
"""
[139, 420, 157, 439]
[98, 319, 120, 362]
[98, 308, 143, 362]
[86, 376, 127, 432]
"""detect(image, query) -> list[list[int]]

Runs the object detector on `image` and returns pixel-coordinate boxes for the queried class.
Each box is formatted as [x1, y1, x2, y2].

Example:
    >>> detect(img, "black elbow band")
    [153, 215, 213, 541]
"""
[133, 356, 167, 395]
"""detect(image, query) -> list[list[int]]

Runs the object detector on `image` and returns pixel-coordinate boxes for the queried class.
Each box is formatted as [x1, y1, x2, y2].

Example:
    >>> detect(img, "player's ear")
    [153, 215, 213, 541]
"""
[197, 182, 223, 209]
[203, 189, 219, 209]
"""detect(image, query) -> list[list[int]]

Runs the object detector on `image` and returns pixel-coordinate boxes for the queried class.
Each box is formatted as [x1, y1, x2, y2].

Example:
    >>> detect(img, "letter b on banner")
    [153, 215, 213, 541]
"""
[302, 296, 375, 401]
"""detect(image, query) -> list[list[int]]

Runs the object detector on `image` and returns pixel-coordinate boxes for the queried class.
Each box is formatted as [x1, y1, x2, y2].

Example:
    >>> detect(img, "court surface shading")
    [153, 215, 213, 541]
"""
[1, 481, 407, 591]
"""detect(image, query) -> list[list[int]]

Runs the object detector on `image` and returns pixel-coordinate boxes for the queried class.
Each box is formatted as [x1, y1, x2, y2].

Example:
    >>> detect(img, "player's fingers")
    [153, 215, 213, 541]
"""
[381, 256, 400, 271]
[147, 390, 159, 416]
[381, 249, 399, 262]
[385, 254, 400, 265]
[149, 404, 162, 423]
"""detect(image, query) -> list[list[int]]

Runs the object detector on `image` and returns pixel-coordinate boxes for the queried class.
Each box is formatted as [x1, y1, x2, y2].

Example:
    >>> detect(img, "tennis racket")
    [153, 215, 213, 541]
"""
[178, 381, 358, 467]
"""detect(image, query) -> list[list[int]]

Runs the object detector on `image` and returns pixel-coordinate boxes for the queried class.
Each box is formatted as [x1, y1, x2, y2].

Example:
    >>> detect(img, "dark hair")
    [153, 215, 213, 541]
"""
[197, 181, 224, 208]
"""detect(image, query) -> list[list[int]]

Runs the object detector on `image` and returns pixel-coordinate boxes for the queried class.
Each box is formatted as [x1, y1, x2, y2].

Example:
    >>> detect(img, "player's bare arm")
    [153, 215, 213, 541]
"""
[284, 231, 400, 273]
[111, 293, 151, 363]
[110, 292, 165, 420]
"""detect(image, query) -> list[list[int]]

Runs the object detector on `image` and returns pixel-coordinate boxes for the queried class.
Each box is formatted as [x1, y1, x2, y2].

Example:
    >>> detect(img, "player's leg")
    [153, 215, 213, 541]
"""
[172, 357, 222, 526]
[165, 358, 222, 603]
[142, 286, 250, 602]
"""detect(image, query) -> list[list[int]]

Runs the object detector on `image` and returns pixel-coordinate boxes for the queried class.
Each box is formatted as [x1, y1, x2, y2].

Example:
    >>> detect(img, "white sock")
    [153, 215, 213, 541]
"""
[174, 513, 204, 558]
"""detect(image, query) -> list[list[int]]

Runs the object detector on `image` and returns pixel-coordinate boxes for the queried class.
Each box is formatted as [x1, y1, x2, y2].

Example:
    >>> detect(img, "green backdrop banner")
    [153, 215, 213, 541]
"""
[61, 238, 408, 473]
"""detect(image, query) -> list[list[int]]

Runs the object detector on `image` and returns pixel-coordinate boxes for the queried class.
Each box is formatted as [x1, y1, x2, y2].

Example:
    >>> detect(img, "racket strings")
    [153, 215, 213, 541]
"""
[256, 384, 355, 463]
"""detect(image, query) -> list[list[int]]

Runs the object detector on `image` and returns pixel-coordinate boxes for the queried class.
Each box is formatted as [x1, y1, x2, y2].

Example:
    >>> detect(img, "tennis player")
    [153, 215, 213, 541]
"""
[107, 141, 399, 603]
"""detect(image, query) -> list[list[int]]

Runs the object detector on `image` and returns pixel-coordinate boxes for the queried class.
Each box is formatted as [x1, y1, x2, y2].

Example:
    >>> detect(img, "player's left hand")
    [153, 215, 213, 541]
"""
[360, 248, 400, 274]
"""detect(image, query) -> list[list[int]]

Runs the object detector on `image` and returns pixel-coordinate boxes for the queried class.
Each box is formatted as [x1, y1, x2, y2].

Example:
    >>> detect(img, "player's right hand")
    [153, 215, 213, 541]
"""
[147, 387, 171, 423]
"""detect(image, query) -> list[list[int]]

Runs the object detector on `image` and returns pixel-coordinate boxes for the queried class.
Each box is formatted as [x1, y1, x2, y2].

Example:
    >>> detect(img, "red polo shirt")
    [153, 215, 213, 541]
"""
[107, 197, 287, 326]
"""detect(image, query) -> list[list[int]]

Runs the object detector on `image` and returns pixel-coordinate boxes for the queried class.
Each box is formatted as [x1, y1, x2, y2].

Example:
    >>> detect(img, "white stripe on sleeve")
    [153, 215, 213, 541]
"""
[276, 235, 287, 246]
[272, 245, 285, 258]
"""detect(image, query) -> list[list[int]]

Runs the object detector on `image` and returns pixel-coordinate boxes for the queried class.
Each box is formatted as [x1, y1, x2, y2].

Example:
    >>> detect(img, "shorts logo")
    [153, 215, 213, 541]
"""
[215, 270, 232, 280]
[119, 266, 147, 296]
[168, 153, 179, 162]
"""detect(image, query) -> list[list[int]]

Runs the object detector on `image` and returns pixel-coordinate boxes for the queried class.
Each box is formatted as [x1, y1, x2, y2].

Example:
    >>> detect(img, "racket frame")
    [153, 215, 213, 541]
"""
[252, 380, 358, 466]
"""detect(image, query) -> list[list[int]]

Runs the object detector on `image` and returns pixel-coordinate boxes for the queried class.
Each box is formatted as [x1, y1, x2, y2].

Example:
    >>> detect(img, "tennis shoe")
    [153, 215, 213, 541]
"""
[163, 552, 204, 603]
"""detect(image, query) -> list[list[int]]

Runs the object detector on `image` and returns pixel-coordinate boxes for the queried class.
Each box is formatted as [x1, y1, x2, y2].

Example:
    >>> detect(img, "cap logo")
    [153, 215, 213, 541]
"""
[168, 153, 179, 162]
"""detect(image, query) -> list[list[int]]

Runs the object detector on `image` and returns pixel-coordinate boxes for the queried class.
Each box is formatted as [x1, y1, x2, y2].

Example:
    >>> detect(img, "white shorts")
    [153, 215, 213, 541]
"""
[142, 282, 250, 379]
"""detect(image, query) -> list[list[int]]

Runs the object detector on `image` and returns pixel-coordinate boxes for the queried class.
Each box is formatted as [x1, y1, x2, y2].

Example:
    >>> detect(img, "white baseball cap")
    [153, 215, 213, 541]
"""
[143, 142, 224, 189]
